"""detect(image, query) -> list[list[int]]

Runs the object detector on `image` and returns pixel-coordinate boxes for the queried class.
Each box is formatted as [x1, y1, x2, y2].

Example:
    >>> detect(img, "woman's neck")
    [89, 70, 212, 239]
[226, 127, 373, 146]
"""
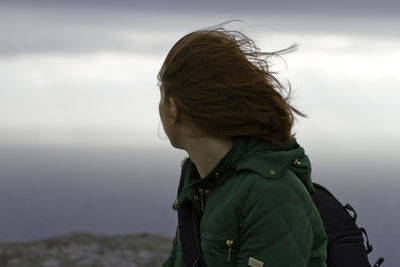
[184, 136, 236, 179]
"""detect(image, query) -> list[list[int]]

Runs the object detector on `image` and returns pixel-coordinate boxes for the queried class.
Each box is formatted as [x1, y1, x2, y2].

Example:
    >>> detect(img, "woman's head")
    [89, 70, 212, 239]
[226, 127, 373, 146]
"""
[158, 22, 304, 146]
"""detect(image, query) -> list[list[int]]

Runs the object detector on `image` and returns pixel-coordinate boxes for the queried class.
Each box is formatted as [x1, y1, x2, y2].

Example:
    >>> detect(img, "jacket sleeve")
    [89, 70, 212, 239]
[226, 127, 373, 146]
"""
[236, 180, 327, 267]
[162, 230, 178, 267]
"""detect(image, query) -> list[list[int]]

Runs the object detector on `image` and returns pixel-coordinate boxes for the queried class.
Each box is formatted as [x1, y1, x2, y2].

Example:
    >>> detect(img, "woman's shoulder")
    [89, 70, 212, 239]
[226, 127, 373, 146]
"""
[230, 168, 315, 211]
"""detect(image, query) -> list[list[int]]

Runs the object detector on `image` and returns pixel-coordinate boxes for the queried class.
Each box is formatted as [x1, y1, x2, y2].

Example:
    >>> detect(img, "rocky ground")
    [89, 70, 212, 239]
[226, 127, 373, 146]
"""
[0, 232, 172, 267]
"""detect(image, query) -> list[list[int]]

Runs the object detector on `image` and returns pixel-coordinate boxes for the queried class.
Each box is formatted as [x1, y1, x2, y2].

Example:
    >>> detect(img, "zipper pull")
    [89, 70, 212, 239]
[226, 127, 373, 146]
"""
[226, 240, 234, 262]
[198, 188, 204, 212]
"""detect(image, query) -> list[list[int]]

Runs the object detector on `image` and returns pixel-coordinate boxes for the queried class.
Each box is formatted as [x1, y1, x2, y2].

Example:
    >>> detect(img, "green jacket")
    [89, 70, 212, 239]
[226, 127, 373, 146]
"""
[163, 136, 327, 267]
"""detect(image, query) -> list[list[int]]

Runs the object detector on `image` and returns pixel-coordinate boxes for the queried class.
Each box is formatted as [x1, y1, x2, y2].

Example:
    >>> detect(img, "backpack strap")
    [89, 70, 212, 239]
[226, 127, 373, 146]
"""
[177, 158, 207, 267]
[177, 157, 190, 196]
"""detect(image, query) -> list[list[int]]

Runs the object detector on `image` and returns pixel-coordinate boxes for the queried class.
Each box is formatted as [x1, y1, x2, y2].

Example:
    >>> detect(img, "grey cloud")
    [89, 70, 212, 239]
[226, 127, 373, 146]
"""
[3, 0, 400, 17]
[0, 7, 175, 56]
[0, 2, 399, 56]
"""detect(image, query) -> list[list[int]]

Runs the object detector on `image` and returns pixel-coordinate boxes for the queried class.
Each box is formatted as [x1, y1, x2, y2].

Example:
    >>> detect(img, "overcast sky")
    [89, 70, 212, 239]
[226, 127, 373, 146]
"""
[0, 1, 399, 164]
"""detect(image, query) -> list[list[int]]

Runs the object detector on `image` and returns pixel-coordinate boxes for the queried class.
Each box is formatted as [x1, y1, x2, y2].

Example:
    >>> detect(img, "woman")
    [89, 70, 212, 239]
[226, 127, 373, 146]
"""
[158, 23, 327, 267]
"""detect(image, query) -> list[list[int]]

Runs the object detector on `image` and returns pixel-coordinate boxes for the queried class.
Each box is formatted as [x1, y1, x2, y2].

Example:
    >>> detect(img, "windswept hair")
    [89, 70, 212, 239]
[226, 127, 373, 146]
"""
[157, 21, 305, 145]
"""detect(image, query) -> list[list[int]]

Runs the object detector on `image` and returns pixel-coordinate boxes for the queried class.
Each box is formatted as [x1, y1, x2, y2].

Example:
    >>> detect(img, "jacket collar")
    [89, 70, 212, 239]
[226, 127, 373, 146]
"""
[174, 135, 314, 210]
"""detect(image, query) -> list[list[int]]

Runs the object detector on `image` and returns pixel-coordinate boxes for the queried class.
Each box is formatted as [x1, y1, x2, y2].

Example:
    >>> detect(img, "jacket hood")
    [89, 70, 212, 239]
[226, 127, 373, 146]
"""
[233, 136, 315, 194]
[183, 135, 315, 198]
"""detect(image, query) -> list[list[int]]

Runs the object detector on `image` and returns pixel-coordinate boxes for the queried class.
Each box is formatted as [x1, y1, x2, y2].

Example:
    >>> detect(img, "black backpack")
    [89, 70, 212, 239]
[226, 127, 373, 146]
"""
[177, 158, 384, 267]
[311, 183, 384, 267]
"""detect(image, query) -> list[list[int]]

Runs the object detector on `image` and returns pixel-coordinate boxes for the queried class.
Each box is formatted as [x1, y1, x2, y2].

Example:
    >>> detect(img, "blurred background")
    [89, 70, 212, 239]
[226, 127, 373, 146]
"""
[0, 0, 398, 265]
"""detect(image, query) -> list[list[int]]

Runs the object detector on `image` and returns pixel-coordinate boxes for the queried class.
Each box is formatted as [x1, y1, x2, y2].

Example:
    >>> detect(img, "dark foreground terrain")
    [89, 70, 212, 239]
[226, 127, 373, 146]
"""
[0, 232, 172, 267]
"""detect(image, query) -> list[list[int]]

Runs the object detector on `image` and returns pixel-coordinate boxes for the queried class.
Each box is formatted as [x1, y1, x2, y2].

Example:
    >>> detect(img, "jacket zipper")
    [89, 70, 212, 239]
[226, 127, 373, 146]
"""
[201, 234, 235, 263]
[198, 188, 205, 212]
[226, 240, 234, 262]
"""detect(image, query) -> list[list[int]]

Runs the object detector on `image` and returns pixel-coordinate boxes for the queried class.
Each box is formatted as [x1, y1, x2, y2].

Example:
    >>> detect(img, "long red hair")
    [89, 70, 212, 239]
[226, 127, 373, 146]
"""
[158, 22, 305, 145]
